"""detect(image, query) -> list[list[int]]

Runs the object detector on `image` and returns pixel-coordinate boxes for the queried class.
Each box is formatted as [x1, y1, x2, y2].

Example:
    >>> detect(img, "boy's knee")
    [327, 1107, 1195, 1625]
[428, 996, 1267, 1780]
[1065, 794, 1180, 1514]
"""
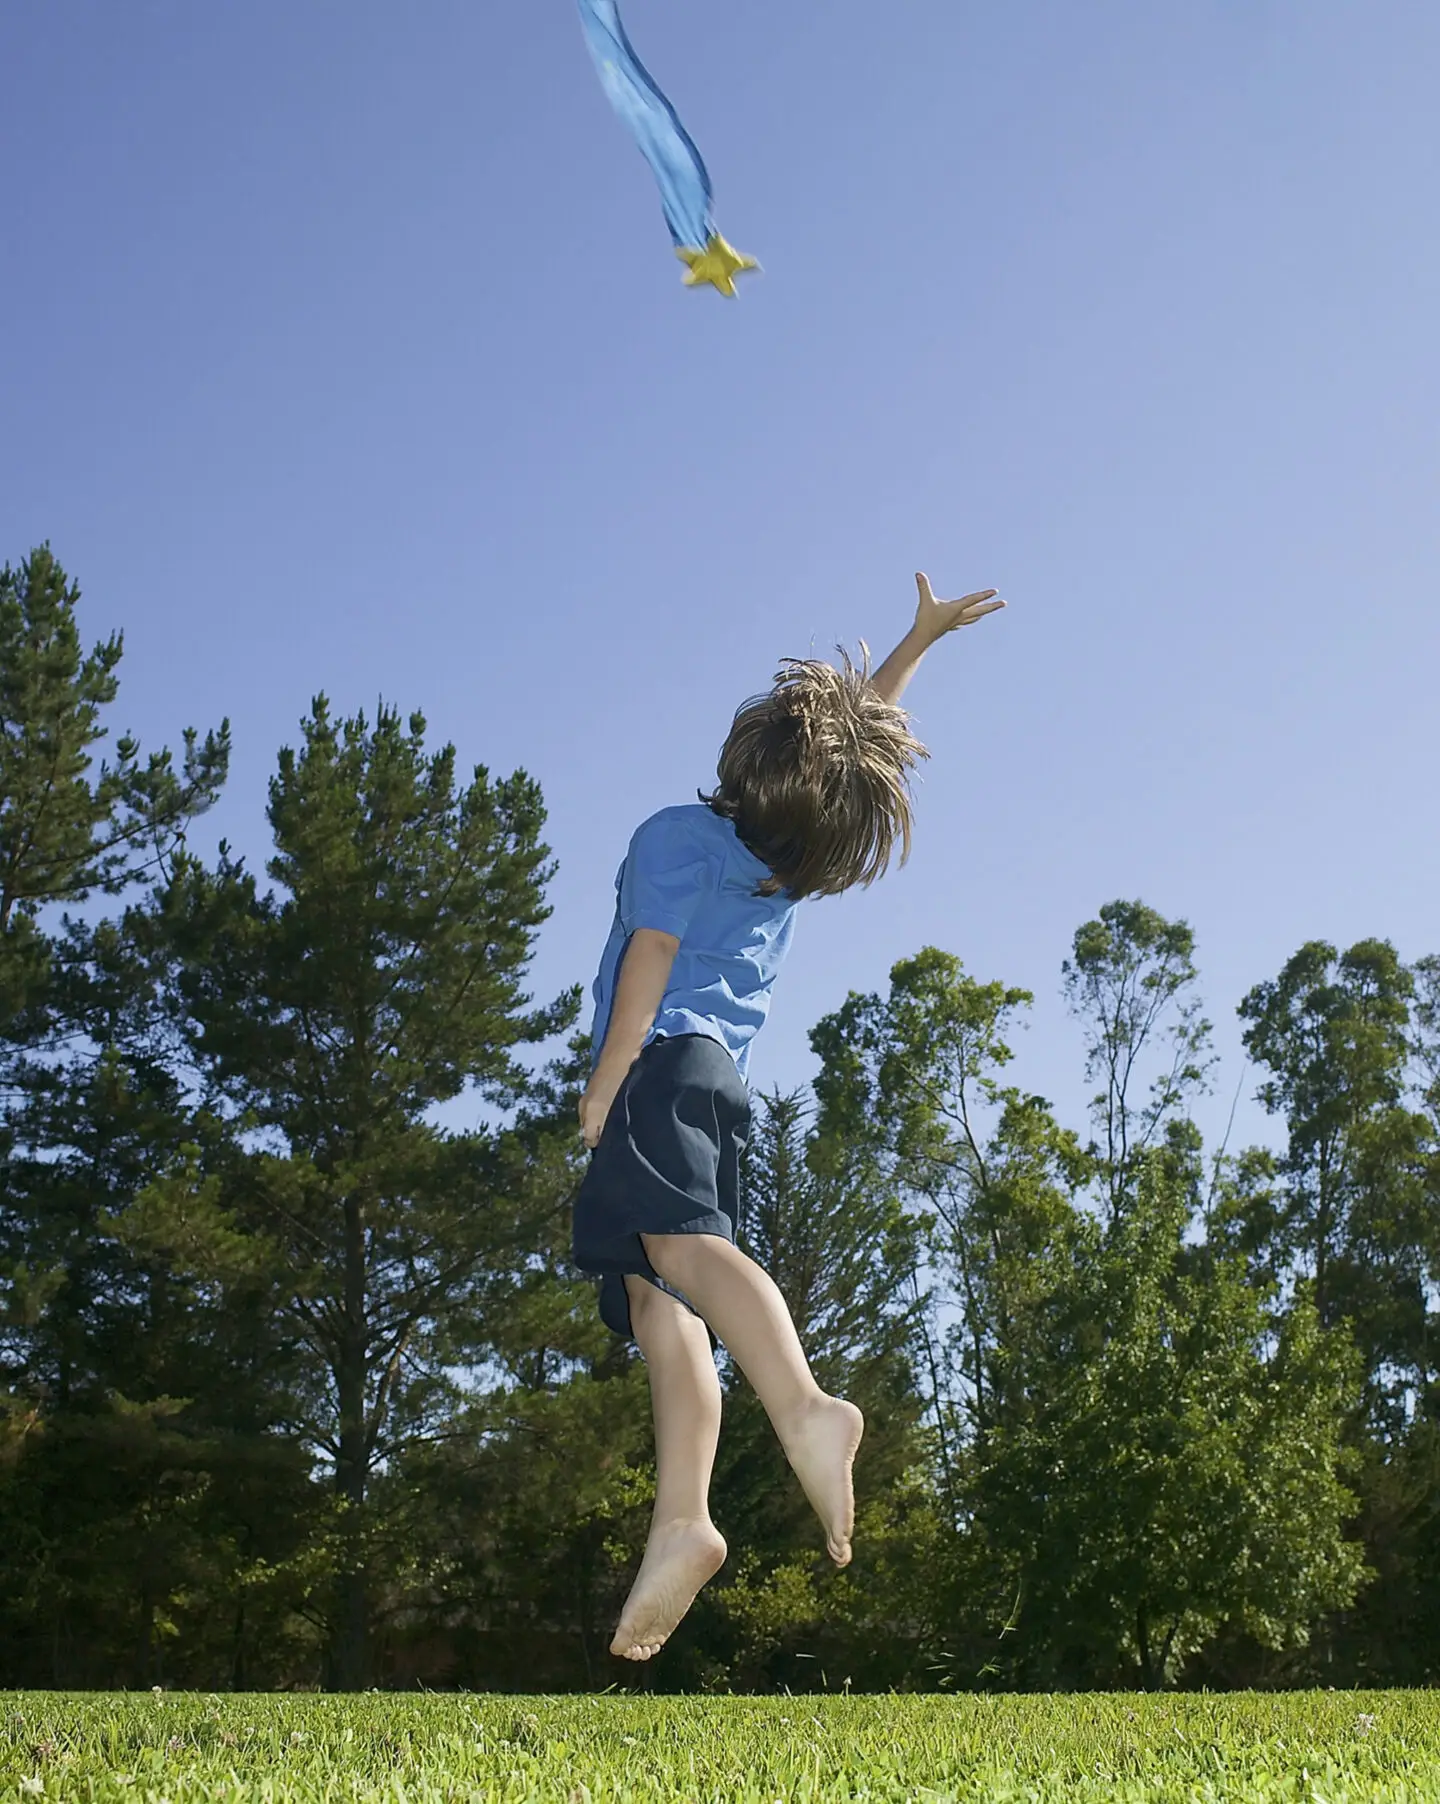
[642, 1231, 728, 1287]
[641, 1231, 692, 1285]
[624, 1271, 663, 1319]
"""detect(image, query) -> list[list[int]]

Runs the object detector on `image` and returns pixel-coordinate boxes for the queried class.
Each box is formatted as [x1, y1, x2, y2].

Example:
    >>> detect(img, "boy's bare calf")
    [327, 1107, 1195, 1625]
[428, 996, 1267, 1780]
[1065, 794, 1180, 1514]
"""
[642, 1231, 864, 1565]
[609, 1276, 728, 1661]
[611, 1231, 866, 1663]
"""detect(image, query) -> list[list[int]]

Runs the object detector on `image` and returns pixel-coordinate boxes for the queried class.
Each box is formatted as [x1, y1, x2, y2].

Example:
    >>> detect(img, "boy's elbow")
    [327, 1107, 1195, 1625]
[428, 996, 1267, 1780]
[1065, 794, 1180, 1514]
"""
[631, 926, 681, 957]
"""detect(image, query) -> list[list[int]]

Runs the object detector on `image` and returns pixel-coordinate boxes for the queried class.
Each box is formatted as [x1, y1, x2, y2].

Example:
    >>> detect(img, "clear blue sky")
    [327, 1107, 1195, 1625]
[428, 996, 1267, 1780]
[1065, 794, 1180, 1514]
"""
[4, 1, 1436, 1154]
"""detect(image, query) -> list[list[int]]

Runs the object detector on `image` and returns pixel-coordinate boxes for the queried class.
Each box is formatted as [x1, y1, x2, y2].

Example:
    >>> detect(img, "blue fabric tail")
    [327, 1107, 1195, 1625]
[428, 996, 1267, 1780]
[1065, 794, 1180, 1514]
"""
[577, 0, 715, 251]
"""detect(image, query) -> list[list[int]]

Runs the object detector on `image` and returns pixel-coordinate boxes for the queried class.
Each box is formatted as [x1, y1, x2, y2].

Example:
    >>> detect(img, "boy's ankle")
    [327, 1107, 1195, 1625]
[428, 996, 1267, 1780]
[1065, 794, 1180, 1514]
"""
[775, 1387, 834, 1446]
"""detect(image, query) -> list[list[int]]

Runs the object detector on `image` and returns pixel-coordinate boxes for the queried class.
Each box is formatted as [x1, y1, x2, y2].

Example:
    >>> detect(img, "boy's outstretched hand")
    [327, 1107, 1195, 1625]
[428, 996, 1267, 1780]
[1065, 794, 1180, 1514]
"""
[868, 574, 1007, 705]
[913, 573, 1006, 643]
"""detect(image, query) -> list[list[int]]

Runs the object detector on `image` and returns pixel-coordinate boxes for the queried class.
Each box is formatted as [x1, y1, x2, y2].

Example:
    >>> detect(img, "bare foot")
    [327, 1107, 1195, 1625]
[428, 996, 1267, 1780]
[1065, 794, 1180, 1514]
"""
[783, 1394, 864, 1564]
[610, 1517, 727, 1661]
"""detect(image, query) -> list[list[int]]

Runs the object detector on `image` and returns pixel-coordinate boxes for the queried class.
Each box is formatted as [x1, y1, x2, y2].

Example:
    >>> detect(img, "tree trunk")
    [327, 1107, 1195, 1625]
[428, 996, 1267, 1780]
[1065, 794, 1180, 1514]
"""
[329, 1560, 370, 1692]
[1315, 1145, 1333, 1328]
[231, 1599, 247, 1691]
[138, 1576, 157, 1688]
[328, 1191, 370, 1690]
[1136, 1606, 1157, 1691]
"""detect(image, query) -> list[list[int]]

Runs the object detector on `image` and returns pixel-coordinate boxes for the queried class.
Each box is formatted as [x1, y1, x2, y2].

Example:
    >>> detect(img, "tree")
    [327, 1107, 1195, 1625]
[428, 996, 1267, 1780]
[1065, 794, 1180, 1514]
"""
[0, 546, 227, 1031]
[1062, 902, 1214, 1220]
[359, 1035, 662, 1692]
[1238, 940, 1436, 1428]
[804, 950, 1095, 1684]
[0, 1005, 308, 1685]
[811, 949, 1086, 1497]
[1412, 954, 1440, 1110]
[977, 1156, 1366, 1688]
[128, 697, 580, 1687]
[736, 1087, 920, 1388]
[807, 936, 1366, 1694]
[1410, 953, 1440, 1320]
[694, 1086, 931, 1689]
[0, 546, 234, 1684]
[1230, 940, 1440, 1683]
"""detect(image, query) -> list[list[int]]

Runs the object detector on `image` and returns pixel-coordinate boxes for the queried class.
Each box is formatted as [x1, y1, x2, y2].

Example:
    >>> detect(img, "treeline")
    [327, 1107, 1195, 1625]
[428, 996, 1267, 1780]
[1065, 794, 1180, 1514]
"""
[1, 546, 1437, 1693]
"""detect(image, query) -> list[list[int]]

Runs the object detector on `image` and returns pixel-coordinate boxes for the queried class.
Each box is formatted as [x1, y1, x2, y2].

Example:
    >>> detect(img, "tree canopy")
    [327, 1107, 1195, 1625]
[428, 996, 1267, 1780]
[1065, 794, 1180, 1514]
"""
[2, 546, 1436, 1693]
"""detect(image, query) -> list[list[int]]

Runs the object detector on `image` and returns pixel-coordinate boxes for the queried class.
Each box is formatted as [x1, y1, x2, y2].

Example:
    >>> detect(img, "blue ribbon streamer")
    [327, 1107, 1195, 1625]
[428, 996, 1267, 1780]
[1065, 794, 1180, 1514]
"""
[576, 0, 716, 253]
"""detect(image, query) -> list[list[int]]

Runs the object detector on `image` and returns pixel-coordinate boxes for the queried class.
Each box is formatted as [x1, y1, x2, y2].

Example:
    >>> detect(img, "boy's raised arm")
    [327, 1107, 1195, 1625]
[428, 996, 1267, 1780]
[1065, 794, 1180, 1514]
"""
[868, 573, 1006, 706]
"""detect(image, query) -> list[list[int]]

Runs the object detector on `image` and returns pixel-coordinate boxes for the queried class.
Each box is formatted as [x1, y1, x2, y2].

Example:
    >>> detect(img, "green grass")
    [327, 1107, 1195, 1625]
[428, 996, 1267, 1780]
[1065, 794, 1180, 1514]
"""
[3, 1690, 1439, 1802]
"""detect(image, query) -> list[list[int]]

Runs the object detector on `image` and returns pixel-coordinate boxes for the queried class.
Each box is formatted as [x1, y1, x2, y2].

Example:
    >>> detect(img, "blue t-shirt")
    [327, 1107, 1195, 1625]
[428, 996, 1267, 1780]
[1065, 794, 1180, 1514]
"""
[589, 804, 797, 1083]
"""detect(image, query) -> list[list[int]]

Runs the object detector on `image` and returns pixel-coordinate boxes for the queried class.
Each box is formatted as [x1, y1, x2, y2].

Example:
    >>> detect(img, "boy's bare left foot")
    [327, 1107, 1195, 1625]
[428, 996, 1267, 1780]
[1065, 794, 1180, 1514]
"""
[783, 1395, 864, 1565]
[610, 1517, 727, 1661]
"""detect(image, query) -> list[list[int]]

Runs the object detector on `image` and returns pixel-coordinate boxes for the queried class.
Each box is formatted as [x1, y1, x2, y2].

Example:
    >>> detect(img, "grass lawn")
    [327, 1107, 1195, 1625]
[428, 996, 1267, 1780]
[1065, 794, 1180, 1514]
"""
[3, 1690, 1439, 1802]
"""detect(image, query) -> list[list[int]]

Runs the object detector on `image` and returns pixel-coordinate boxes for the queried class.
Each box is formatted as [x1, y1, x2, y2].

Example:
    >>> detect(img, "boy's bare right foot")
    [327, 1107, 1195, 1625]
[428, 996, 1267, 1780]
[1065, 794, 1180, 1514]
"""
[783, 1394, 864, 1565]
[610, 1517, 727, 1662]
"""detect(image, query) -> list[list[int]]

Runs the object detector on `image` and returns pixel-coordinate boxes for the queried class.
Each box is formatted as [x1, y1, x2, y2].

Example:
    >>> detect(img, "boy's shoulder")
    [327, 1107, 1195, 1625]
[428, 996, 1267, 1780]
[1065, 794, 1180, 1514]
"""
[633, 802, 727, 851]
[631, 804, 774, 887]
[638, 801, 718, 831]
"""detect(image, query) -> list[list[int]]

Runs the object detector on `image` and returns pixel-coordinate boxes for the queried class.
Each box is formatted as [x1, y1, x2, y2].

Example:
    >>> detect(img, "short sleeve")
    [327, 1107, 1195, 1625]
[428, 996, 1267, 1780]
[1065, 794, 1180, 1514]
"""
[618, 813, 713, 941]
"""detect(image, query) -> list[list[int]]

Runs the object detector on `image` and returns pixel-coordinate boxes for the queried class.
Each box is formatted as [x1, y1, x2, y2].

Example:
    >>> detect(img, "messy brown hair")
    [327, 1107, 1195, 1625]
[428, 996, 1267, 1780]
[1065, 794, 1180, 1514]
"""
[699, 645, 930, 901]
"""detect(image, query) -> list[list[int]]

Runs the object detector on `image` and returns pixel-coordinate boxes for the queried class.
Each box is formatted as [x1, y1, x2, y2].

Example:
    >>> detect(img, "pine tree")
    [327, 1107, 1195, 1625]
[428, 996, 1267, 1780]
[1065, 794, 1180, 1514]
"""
[691, 1086, 928, 1689]
[0, 545, 228, 1031]
[0, 546, 232, 1682]
[132, 698, 579, 1687]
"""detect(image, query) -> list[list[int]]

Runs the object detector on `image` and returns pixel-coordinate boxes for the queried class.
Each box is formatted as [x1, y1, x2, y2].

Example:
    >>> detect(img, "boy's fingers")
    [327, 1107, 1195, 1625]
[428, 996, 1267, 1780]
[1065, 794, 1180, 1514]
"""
[915, 572, 935, 603]
[961, 589, 999, 606]
[967, 598, 1006, 616]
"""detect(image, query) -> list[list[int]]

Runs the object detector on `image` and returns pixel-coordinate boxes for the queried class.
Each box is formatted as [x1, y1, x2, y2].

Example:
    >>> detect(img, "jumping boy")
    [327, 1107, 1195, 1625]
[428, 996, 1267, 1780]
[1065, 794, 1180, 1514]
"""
[573, 573, 1006, 1662]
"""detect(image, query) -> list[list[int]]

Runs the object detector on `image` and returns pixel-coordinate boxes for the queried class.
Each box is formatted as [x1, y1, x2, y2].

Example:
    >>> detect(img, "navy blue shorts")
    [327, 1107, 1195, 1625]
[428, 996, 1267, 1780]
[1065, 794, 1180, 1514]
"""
[571, 1032, 751, 1340]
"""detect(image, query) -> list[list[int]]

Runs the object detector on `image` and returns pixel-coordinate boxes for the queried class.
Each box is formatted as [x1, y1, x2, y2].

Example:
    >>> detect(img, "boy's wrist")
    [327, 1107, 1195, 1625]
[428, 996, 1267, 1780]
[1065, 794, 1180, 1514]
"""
[900, 623, 937, 655]
[593, 1040, 641, 1084]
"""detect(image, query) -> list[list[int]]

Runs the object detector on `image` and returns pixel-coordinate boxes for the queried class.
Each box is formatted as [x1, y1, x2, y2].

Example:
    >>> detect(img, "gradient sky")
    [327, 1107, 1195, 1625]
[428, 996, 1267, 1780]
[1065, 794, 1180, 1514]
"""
[4, 1, 1436, 1157]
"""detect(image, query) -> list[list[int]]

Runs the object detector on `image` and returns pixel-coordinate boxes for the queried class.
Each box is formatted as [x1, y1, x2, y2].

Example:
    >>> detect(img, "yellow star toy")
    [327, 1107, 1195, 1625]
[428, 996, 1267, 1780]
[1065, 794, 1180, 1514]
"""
[676, 233, 759, 297]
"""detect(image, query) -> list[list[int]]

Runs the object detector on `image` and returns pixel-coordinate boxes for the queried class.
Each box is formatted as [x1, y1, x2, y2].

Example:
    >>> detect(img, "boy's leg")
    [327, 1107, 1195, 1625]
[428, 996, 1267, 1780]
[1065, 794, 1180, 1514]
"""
[610, 1273, 728, 1663]
[641, 1232, 864, 1565]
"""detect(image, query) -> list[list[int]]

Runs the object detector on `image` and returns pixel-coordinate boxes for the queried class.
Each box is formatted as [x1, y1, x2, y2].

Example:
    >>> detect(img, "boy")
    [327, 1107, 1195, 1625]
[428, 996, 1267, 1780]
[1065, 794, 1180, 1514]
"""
[573, 573, 1006, 1661]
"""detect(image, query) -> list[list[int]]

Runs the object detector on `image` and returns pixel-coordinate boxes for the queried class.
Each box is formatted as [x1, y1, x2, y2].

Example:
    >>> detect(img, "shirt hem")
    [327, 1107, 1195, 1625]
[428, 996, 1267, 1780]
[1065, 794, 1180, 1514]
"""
[620, 909, 691, 940]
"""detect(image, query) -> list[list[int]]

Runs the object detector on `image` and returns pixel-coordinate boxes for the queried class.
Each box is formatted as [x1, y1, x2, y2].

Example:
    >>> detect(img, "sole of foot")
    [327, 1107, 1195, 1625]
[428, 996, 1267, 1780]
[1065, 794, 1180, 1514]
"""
[609, 1517, 727, 1662]
[784, 1394, 864, 1565]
